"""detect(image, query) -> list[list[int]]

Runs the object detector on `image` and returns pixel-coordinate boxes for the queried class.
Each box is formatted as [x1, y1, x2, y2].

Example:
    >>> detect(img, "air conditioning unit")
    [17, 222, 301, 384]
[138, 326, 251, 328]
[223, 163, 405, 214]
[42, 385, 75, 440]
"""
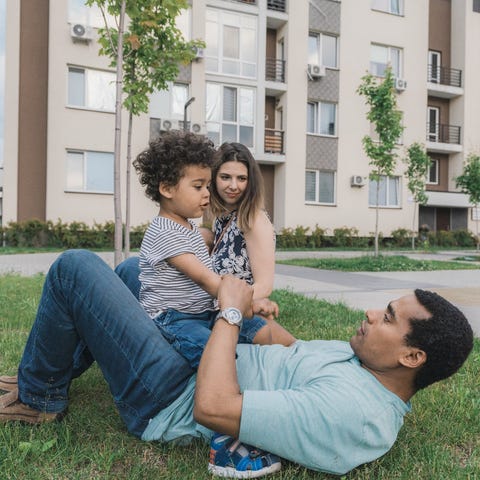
[307, 64, 326, 79]
[192, 46, 205, 60]
[161, 119, 181, 131]
[395, 78, 407, 92]
[351, 175, 366, 187]
[71, 24, 93, 42]
[191, 123, 206, 135]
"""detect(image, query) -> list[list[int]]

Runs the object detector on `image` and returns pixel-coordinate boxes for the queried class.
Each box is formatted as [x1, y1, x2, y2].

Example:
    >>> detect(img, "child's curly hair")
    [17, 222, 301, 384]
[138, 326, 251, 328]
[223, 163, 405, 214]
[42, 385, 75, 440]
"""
[133, 130, 215, 204]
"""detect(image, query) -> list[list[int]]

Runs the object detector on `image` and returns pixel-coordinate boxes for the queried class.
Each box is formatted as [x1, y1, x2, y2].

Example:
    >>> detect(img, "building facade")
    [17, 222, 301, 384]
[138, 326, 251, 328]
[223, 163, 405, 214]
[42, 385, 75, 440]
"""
[2, 0, 478, 236]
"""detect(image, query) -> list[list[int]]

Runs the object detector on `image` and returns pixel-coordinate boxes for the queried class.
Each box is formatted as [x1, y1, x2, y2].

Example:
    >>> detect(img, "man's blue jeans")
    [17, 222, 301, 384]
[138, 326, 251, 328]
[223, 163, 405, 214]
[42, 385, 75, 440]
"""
[17, 250, 194, 437]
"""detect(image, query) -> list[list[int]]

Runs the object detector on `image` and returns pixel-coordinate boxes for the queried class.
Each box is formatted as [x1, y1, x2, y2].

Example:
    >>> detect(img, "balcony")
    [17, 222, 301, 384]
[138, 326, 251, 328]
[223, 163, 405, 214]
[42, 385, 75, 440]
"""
[264, 128, 284, 154]
[426, 123, 462, 154]
[427, 65, 463, 99]
[265, 58, 285, 82]
[268, 0, 286, 12]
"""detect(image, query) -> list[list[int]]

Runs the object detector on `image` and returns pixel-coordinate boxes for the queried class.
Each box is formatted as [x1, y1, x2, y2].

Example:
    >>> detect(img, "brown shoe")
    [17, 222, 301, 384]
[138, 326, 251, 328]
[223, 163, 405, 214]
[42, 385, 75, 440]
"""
[0, 375, 18, 392]
[0, 389, 64, 424]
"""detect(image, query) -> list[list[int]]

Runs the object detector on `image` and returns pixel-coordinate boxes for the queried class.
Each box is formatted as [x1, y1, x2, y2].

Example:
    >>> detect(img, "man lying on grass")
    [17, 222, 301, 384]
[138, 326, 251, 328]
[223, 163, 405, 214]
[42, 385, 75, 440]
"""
[0, 250, 474, 477]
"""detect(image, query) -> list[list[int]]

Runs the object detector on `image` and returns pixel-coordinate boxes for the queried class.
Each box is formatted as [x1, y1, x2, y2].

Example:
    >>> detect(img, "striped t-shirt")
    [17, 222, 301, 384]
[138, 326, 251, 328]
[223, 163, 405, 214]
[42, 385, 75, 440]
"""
[139, 216, 216, 317]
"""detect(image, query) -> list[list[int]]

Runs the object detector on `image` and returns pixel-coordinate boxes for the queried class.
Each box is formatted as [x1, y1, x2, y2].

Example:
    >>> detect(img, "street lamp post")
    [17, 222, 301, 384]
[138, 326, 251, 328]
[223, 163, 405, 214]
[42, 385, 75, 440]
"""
[183, 97, 196, 131]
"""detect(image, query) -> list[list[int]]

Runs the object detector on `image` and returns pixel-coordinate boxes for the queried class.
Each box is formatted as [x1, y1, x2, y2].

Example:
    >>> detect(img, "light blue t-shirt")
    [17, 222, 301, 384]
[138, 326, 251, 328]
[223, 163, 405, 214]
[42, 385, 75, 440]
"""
[142, 340, 411, 475]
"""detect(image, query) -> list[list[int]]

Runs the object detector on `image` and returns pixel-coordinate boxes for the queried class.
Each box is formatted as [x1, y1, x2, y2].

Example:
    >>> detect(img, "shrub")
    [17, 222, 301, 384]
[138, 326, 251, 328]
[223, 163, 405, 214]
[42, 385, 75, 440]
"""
[452, 229, 476, 247]
[309, 225, 326, 248]
[391, 228, 413, 248]
[332, 227, 359, 247]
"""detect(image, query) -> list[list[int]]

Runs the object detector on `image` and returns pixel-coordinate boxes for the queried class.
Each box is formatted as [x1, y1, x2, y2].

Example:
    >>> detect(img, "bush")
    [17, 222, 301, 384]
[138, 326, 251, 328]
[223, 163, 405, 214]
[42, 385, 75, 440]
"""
[309, 225, 326, 248]
[452, 229, 476, 247]
[1, 220, 145, 250]
[391, 228, 413, 248]
[332, 227, 359, 247]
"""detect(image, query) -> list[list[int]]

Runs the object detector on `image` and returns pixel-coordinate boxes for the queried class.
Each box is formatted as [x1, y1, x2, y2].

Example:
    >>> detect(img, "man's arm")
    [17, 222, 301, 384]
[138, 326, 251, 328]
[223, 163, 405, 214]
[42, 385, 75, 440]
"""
[194, 275, 253, 437]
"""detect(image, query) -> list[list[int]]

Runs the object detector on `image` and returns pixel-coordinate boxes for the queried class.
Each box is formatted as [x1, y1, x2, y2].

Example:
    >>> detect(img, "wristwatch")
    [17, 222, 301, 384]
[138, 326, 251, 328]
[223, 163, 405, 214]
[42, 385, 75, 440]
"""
[216, 307, 243, 329]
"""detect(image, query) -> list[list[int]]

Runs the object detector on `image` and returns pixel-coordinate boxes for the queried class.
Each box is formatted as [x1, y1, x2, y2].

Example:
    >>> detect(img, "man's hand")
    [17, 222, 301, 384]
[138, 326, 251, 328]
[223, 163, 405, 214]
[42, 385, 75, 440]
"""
[218, 275, 254, 317]
[252, 298, 279, 321]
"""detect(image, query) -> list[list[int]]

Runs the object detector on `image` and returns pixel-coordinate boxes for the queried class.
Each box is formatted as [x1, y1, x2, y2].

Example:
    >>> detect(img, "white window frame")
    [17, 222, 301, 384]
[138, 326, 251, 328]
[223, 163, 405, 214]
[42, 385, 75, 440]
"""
[308, 32, 338, 68]
[205, 8, 257, 79]
[307, 101, 337, 136]
[426, 159, 439, 185]
[370, 44, 402, 78]
[66, 149, 114, 194]
[427, 106, 440, 142]
[205, 83, 255, 148]
[368, 175, 401, 208]
[371, 0, 403, 15]
[305, 170, 336, 205]
[428, 51, 441, 83]
[67, 66, 116, 113]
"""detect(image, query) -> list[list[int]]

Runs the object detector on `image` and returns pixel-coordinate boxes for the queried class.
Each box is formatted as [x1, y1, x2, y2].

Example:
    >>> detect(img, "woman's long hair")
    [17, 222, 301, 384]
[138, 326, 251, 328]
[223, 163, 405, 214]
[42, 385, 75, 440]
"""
[209, 142, 265, 232]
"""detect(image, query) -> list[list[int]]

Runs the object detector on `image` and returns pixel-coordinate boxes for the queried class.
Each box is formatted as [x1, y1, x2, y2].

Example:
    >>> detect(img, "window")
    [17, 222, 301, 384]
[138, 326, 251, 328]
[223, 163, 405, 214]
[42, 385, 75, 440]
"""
[426, 159, 439, 184]
[369, 175, 400, 207]
[149, 83, 189, 120]
[474, 0, 480, 12]
[308, 33, 338, 68]
[205, 9, 257, 78]
[68, 0, 115, 28]
[370, 44, 402, 77]
[206, 83, 255, 147]
[305, 170, 336, 204]
[371, 0, 403, 15]
[66, 150, 114, 193]
[307, 102, 337, 136]
[428, 51, 441, 83]
[427, 106, 440, 142]
[68, 67, 116, 112]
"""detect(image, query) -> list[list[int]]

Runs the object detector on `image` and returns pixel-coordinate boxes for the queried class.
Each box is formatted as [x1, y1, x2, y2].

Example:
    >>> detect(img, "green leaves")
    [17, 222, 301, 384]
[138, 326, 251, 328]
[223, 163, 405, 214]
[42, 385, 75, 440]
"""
[404, 142, 431, 206]
[357, 66, 404, 177]
[456, 154, 480, 206]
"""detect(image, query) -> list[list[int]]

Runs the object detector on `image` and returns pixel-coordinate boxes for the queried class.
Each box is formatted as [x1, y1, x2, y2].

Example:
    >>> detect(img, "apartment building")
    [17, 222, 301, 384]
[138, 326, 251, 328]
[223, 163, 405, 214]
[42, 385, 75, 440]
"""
[2, 0, 478, 236]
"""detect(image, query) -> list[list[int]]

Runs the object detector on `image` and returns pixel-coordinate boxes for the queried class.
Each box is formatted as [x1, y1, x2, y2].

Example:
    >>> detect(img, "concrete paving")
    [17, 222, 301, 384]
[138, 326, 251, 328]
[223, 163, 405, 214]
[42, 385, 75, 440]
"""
[0, 249, 478, 336]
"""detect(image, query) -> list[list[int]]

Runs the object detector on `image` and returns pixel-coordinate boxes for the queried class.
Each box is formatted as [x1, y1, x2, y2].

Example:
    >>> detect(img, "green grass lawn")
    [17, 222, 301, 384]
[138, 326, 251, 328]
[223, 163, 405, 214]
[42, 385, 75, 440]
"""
[278, 255, 480, 272]
[0, 275, 478, 479]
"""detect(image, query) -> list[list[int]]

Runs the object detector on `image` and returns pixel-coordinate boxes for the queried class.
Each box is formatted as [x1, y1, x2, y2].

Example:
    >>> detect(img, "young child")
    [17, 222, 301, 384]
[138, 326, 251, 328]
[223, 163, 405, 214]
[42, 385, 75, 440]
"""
[133, 130, 275, 370]
[133, 130, 281, 478]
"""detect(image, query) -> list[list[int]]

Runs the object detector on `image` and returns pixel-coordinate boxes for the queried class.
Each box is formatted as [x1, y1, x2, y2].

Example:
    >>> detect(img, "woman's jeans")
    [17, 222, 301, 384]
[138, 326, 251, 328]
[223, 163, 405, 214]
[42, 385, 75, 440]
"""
[17, 250, 194, 437]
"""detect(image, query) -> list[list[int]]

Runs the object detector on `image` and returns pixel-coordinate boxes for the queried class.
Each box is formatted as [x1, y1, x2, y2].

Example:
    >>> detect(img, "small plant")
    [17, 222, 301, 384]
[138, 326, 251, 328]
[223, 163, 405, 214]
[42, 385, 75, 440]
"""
[391, 228, 414, 248]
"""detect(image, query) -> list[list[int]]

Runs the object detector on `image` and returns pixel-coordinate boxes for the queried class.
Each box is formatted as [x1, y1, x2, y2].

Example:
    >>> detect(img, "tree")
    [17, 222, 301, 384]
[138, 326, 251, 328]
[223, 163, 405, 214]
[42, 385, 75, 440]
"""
[456, 154, 480, 250]
[87, 0, 202, 264]
[357, 66, 404, 256]
[404, 143, 431, 249]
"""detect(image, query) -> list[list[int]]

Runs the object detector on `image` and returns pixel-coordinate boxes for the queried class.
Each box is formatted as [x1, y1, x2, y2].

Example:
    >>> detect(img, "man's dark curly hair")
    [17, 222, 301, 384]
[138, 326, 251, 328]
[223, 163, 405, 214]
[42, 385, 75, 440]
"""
[406, 289, 473, 391]
[133, 130, 215, 204]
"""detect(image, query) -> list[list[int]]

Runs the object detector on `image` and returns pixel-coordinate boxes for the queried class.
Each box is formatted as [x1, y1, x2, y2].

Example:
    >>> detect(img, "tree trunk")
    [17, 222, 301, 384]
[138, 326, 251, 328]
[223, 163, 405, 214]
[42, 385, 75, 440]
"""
[476, 203, 479, 251]
[411, 202, 417, 250]
[113, 1, 126, 267]
[124, 110, 133, 259]
[374, 181, 380, 256]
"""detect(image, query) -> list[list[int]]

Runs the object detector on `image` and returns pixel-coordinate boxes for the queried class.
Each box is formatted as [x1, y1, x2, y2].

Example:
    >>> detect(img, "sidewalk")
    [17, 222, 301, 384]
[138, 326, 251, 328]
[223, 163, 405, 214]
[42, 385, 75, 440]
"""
[274, 249, 480, 337]
[0, 250, 479, 336]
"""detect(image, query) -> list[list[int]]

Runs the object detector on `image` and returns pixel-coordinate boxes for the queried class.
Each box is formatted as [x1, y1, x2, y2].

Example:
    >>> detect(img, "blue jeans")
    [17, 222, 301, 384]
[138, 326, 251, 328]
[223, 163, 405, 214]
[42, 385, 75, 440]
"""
[155, 309, 266, 369]
[116, 257, 266, 370]
[17, 250, 194, 437]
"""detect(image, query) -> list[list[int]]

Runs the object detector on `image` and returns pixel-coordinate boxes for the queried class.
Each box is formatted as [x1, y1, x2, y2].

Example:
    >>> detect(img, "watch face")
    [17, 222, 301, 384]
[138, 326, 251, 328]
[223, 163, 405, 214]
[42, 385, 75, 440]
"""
[223, 308, 242, 325]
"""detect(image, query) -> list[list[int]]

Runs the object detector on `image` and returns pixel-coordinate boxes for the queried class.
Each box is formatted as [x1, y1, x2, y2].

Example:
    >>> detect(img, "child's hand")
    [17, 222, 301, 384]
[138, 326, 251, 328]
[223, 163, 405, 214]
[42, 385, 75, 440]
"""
[252, 298, 279, 321]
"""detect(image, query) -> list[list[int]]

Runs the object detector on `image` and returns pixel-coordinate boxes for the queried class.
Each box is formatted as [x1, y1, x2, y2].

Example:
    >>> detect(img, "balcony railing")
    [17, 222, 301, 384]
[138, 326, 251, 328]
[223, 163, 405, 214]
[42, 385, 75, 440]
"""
[265, 128, 284, 154]
[265, 58, 285, 82]
[426, 123, 461, 144]
[427, 65, 462, 88]
[267, 0, 286, 12]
